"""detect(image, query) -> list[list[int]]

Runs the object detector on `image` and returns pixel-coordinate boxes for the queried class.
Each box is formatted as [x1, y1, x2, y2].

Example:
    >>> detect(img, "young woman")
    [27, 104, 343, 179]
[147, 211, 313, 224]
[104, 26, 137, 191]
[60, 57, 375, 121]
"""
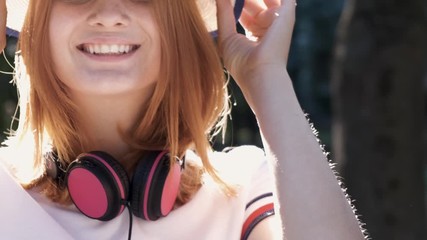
[0, 0, 366, 239]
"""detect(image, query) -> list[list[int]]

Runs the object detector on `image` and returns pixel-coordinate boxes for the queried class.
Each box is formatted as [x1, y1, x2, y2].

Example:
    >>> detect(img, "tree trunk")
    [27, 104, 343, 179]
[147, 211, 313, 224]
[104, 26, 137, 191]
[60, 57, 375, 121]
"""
[331, 1, 427, 239]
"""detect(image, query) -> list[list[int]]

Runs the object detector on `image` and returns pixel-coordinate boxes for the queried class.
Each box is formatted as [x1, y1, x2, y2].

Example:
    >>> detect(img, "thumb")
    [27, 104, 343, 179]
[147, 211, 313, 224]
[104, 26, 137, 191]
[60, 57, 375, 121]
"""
[260, 0, 296, 60]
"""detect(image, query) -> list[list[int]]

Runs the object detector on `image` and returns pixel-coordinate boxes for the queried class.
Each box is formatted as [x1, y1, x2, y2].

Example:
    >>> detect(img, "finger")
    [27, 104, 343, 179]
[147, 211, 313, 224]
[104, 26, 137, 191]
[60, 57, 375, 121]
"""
[241, 4, 282, 41]
[242, 0, 266, 18]
[243, 0, 280, 17]
[240, 11, 265, 38]
[216, 0, 237, 41]
[261, 0, 296, 59]
[259, 7, 281, 28]
[264, 0, 280, 8]
[242, 0, 281, 32]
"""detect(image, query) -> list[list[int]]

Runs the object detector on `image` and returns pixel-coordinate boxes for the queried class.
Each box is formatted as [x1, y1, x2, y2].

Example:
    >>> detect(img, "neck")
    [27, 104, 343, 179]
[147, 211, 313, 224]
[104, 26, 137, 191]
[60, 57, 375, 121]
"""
[70, 86, 154, 163]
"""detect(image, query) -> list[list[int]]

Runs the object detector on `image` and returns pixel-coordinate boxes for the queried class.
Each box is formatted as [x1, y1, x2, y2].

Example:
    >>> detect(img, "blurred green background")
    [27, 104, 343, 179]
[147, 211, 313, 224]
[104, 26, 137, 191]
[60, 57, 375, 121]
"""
[1, 0, 426, 239]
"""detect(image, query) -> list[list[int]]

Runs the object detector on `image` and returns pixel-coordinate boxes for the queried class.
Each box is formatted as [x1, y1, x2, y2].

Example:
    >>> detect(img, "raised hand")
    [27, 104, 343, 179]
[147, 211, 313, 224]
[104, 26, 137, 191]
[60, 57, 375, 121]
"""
[216, 0, 296, 92]
[216, 1, 366, 239]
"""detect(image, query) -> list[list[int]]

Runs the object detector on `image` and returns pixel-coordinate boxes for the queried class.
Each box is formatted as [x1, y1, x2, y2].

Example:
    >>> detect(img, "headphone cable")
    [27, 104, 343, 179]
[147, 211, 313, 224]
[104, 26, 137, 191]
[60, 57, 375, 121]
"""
[126, 202, 133, 240]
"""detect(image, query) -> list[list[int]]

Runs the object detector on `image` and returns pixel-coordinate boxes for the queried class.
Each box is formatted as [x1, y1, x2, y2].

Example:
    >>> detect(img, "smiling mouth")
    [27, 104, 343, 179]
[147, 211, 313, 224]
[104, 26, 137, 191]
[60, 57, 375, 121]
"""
[77, 44, 141, 55]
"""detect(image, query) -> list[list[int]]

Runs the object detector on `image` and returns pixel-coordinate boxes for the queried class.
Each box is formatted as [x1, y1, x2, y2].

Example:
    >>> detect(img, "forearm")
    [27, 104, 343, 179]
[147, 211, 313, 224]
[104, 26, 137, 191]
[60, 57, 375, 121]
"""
[0, 0, 6, 51]
[242, 66, 365, 240]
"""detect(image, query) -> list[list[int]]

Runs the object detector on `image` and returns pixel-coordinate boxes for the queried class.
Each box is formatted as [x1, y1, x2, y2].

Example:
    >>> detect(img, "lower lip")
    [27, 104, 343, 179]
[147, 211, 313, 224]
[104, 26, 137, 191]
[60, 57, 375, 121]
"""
[78, 49, 138, 62]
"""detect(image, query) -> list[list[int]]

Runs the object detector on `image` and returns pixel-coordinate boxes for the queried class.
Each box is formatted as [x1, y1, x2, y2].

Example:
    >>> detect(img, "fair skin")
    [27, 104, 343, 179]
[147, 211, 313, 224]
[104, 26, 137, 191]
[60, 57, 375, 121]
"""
[50, 0, 283, 238]
[0, 0, 6, 52]
[217, 0, 365, 239]
[50, 0, 161, 161]
[48, 0, 365, 239]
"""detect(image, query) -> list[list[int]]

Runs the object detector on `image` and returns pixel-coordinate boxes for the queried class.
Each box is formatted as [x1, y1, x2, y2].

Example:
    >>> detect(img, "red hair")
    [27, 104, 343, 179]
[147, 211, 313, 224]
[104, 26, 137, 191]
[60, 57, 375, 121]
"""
[8, 0, 233, 205]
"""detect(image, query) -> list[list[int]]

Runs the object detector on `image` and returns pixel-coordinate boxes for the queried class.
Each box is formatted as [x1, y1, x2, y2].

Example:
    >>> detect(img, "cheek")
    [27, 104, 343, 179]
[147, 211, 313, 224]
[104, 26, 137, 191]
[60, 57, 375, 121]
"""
[144, 45, 162, 86]
[146, 30, 162, 78]
[49, 4, 78, 59]
[49, 30, 65, 66]
[49, 30, 72, 86]
[149, 43, 162, 74]
[48, 14, 78, 88]
[49, 16, 70, 72]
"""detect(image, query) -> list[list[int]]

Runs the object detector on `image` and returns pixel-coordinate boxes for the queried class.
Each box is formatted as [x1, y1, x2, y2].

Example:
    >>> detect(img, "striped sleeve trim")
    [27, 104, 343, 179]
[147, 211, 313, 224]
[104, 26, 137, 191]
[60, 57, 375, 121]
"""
[241, 203, 275, 240]
[245, 192, 273, 210]
[244, 192, 275, 217]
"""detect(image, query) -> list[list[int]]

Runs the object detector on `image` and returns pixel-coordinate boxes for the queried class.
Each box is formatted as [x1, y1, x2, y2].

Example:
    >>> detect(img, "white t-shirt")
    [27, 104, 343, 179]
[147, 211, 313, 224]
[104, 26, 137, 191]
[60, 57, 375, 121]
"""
[0, 146, 278, 240]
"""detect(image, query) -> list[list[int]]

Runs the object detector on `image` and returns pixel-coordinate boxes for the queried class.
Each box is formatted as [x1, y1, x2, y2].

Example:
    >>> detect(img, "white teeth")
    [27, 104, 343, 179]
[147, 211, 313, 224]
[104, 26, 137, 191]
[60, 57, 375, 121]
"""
[82, 44, 135, 55]
[94, 45, 101, 53]
[110, 45, 119, 53]
[119, 45, 125, 53]
[101, 45, 110, 54]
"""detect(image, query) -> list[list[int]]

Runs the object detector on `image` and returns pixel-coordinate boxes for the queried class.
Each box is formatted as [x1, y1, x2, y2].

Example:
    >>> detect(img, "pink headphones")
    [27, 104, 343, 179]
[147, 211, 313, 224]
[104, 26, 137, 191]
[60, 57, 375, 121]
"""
[45, 150, 183, 221]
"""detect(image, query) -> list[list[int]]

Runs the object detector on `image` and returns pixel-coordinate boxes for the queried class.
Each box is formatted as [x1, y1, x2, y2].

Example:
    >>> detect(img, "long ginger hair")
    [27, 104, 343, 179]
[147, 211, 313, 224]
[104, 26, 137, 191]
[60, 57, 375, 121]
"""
[7, 0, 232, 205]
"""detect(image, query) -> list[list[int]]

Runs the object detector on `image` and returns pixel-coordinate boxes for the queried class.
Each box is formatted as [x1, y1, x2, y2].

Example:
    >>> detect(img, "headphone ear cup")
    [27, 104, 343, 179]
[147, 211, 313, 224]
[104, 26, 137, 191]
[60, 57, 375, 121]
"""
[66, 151, 130, 221]
[131, 151, 181, 221]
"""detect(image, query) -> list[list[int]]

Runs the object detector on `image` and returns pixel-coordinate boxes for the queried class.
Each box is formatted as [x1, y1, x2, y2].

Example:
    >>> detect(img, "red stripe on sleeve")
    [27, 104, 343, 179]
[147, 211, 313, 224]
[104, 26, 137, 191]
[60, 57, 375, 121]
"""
[241, 203, 275, 240]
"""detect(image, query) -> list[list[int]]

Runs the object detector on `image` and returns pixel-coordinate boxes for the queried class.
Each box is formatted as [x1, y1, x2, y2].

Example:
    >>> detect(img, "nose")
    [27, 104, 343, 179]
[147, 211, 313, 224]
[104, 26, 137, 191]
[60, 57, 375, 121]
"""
[88, 0, 130, 28]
